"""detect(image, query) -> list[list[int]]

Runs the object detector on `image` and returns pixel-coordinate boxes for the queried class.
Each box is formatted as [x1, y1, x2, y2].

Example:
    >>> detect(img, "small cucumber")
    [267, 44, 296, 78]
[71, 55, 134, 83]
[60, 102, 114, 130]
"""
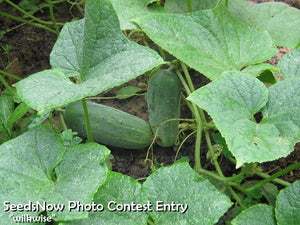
[147, 69, 181, 147]
[64, 101, 153, 149]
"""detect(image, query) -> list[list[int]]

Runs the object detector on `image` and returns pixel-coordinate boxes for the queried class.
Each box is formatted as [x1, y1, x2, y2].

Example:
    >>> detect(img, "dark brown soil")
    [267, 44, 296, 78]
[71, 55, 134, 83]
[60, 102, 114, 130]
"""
[1, 0, 299, 187]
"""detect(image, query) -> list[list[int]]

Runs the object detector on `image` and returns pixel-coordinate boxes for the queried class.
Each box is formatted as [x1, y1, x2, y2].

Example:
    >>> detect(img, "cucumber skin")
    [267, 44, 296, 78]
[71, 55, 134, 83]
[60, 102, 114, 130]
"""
[147, 69, 181, 147]
[64, 101, 153, 149]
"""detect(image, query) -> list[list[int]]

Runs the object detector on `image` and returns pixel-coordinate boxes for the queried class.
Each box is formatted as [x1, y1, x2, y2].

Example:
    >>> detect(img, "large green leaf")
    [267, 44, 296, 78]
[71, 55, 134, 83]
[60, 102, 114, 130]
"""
[14, 69, 156, 114]
[232, 204, 276, 225]
[63, 171, 148, 225]
[142, 162, 232, 224]
[188, 72, 300, 167]
[232, 181, 300, 225]
[62, 163, 231, 225]
[0, 126, 110, 224]
[277, 47, 300, 80]
[134, 5, 277, 80]
[110, 0, 164, 30]
[276, 180, 300, 225]
[14, 0, 163, 114]
[228, 0, 300, 48]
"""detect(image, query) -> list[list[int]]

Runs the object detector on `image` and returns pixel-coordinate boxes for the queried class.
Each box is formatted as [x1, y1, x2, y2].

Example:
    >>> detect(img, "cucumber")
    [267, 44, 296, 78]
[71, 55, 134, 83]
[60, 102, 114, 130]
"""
[147, 69, 181, 147]
[64, 101, 153, 149]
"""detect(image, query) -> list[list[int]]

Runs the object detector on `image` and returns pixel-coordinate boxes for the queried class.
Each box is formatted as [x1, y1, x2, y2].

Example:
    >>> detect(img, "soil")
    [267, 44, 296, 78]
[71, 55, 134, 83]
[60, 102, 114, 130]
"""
[1, 0, 299, 193]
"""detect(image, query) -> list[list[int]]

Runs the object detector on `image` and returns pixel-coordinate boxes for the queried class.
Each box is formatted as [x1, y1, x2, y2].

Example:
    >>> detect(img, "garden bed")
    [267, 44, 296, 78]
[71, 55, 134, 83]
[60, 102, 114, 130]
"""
[1, 0, 299, 181]
[1, 0, 300, 224]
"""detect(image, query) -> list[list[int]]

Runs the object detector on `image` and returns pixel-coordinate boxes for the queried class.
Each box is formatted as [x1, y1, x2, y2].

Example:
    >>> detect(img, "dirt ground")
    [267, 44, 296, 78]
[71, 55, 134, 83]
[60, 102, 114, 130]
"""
[0, 0, 299, 186]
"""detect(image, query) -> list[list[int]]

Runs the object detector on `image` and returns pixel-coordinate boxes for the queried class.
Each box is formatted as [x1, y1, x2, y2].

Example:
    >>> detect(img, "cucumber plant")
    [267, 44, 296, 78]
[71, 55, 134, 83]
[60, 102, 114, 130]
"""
[0, 0, 300, 224]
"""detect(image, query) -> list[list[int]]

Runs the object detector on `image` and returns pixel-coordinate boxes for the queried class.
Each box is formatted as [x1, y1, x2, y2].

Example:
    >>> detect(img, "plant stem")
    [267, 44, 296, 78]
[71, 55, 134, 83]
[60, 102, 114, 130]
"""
[204, 121, 217, 131]
[81, 98, 93, 142]
[198, 168, 222, 180]
[53, 0, 68, 4]
[255, 171, 291, 187]
[180, 62, 214, 168]
[205, 130, 224, 175]
[194, 123, 203, 171]
[203, 127, 249, 209]
[49, 111, 54, 130]
[225, 0, 229, 7]
[187, 0, 192, 12]
[176, 70, 191, 95]
[178, 66, 254, 207]
[127, 29, 138, 39]
[0, 69, 22, 81]
[47, 0, 60, 35]
[225, 158, 292, 188]
[228, 186, 247, 209]
[147, 219, 155, 225]
[180, 62, 194, 92]
[158, 46, 166, 61]
[75, 4, 85, 17]
[246, 162, 300, 192]
[5, 0, 45, 24]
[198, 167, 252, 197]
[176, 69, 203, 170]
[0, 74, 17, 96]
[59, 111, 68, 131]
[228, 181, 248, 193]
[0, 12, 57, 34]
[198, 166, 244, 183]
[174, 130, 196, 161]
[4, 0, 64, 27]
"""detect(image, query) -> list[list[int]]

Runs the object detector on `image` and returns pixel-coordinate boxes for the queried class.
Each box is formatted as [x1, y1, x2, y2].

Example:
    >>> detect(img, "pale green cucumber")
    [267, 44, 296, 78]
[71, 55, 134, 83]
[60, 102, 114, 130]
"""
[64, 101, 153, 149]
[147, 69, 181, 147]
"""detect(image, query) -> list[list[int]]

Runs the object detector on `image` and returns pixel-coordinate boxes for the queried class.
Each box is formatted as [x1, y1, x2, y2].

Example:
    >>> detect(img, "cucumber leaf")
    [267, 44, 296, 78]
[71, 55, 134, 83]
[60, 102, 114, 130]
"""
[61, 162, 231, 225]
[13, 0, 163, 114]
[233, 181, 300, 225]
[232, 204, 276, 225]
[15, 69, 141, 114]
[134, 5, 277, 80]
[276, 180, 300, 225]
[0, 126, 110, 223]
[188, 72, 300, 167]
[142, 162, 232, 224]
[228, 0, 300, 48]
[62, 171, 148, 225]
[110, 0, 164, 30]
[277, 47, 300, 80]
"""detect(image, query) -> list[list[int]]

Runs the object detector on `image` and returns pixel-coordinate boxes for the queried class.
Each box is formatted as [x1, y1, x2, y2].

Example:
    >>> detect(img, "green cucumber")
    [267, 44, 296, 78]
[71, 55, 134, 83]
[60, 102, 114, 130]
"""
[147, 69, 181, 147]
[64, 101, 153, 149]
